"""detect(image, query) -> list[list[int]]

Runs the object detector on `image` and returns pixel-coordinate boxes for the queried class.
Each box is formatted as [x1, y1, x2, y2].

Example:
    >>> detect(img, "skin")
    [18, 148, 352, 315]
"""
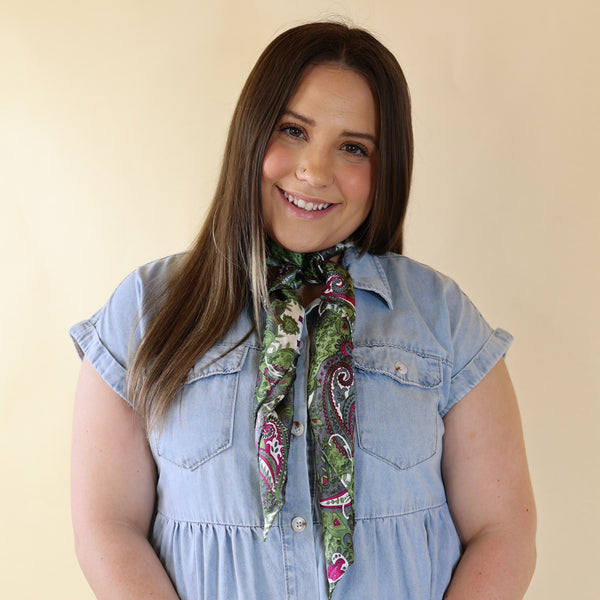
[261, 63, 379, 254]
[442, 359, 536, 598]
[71, 63, 535, 598]
[71, 358, 179, 599]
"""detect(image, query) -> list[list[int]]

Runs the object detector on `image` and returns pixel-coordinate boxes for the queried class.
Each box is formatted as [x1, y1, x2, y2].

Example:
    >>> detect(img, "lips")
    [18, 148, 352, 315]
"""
[283, 190, 331, 212]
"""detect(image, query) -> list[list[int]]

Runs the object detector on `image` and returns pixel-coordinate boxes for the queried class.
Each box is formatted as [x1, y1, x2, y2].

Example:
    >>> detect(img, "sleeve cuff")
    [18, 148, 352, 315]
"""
[441, 327, 513, 417]
[69, 319, 131, 406]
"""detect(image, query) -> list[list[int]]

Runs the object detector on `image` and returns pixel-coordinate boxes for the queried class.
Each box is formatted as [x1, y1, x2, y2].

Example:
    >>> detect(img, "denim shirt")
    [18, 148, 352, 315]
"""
[70, 249, 512, 600]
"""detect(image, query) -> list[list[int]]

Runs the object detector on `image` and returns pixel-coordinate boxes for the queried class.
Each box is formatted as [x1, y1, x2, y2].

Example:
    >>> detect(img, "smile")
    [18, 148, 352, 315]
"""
[283, 190, 331, 212]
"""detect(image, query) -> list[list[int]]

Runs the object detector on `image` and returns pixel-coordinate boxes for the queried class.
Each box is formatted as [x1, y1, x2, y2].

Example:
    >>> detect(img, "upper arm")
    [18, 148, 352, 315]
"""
[442, 359, 536, 545]
[71, 357, 157, 541]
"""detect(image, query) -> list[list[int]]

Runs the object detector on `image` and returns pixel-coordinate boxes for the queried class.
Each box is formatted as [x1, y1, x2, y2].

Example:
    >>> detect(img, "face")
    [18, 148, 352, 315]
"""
[261, 63, 379, 253]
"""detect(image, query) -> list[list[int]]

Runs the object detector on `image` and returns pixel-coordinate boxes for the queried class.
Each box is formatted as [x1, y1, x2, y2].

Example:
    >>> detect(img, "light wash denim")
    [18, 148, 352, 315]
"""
[70, 248, 512, 600]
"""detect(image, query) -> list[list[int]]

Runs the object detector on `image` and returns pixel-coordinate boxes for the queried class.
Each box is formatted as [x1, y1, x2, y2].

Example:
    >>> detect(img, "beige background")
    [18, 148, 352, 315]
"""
[1, 0, 598, 598]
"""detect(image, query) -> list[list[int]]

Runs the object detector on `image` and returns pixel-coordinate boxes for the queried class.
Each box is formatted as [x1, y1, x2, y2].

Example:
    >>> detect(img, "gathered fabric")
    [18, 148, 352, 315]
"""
[71, 249, 511, 598]
[254, 239, 357, 598]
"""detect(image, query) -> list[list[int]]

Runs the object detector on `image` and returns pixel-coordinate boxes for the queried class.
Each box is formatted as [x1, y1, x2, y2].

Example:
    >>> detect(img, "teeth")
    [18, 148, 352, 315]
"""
[283, 191, 330, 211]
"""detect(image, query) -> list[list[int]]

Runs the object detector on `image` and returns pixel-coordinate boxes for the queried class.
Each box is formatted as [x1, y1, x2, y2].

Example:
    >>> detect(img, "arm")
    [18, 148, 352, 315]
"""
[442, 359, 536, 599]
[71, 358, 180, 599]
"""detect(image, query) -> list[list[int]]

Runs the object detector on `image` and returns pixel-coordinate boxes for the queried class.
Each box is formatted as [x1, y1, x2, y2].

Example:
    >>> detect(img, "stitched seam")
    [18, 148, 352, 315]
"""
[154, 503, 448, 526]
[157, 440, 231, 469]
[371, 255, 394, 306]
[450, 330, 495, 383]
[280, 512, 291, 600]
[354, 344, 445, 388]
[358, 436, 437, 469]
[154, 510, 267, 528]
[355, 342, 451, 366]
[354, 365, 440, 389]
[355, 500, 448, 521]
[186, 345, 251, 383]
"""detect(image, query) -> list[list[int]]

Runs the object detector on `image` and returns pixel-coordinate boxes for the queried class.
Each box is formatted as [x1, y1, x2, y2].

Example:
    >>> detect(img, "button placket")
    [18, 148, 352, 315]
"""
[276, 321, 321, 598]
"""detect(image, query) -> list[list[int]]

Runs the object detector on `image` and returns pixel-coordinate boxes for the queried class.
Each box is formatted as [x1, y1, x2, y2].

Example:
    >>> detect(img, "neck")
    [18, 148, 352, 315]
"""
[298, 283, 325, 306]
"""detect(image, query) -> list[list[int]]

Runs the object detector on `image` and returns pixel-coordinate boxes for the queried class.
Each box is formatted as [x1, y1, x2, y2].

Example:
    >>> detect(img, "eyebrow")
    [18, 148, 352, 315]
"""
[282, 110, 379, 147]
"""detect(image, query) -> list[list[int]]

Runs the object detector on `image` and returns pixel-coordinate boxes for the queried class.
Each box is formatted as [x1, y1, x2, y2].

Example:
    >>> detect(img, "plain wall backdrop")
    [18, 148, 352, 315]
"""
[1, 0, 598, 598]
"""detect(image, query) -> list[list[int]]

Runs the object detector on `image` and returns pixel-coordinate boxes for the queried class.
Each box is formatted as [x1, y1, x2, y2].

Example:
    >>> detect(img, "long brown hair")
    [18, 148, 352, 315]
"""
[127, 21, 414, 430]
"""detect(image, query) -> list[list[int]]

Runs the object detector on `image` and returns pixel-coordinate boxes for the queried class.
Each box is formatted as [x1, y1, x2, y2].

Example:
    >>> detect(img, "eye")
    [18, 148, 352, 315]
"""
[279, 124, 305, 139]
[341, 142, 369, 157]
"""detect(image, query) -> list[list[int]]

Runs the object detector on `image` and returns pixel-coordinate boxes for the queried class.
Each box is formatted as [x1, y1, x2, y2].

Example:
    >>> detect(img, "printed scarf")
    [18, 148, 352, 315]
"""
[254, 239, 356, 598]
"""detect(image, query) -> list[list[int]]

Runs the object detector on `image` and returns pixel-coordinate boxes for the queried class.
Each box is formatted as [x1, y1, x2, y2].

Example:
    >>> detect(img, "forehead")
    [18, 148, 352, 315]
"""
[285, 64, 378, 133]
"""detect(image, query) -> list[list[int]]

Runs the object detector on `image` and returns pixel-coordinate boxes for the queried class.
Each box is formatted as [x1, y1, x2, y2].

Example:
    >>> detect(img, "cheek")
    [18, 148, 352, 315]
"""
[262, 140, 293, 182]
[340, 163, 376, 213]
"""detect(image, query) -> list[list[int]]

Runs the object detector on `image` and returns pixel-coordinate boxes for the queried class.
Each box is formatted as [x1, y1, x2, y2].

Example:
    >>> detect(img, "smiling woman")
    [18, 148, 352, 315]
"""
[261, 64, 378, 253]
[69, 20, 535, 600]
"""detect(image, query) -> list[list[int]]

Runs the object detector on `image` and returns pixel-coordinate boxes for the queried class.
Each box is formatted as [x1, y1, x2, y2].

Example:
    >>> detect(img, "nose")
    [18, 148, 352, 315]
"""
[295, 148, 334, 187]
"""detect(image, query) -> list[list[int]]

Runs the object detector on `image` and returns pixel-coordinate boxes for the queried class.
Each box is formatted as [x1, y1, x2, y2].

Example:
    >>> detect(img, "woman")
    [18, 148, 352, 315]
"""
[70, 22, 536, 600]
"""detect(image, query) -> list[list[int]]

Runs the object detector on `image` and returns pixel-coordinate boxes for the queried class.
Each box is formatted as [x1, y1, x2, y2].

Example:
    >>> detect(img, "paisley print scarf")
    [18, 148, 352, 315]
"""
[254, 239, 357, 598]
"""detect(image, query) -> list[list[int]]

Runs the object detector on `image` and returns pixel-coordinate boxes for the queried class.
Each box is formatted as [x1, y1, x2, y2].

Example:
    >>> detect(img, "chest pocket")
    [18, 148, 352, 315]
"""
[156, 344, 249, 470]
[354, 345, 442, 470]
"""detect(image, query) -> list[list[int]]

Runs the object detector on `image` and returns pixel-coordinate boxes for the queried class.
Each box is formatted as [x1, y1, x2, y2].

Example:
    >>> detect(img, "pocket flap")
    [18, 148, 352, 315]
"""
[185, 344, 249, 384]
[354, 345, 442, 388]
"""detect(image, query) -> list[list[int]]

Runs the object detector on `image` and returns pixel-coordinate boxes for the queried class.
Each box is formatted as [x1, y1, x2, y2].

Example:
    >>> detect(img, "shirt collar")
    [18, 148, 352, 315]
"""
[343, 248, 394, 310]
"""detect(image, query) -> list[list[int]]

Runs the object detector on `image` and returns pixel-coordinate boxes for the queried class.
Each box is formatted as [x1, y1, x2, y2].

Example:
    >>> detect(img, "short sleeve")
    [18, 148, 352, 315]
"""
[68, 254, 181, 406]
[69, 270, 143, 404]
[439, 284, 513, 417]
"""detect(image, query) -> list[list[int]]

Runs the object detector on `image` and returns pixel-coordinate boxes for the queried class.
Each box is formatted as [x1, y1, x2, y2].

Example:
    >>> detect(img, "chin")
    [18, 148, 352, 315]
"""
[270, 237, 333, 254]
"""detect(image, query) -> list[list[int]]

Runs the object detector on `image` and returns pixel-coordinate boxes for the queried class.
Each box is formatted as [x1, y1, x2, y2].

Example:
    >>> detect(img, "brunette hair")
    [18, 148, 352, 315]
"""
[127, 21, 414, 429]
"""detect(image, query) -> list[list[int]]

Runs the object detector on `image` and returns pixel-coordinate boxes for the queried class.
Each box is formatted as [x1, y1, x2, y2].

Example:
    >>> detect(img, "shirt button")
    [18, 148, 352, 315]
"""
[394, 361, 408, 375]
[291, 421, 305, 437]
[291, 516, 307, 533]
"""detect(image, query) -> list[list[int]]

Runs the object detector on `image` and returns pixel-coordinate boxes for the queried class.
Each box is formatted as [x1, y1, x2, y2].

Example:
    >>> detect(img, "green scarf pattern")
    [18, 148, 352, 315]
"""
[255, 239, 356, 598]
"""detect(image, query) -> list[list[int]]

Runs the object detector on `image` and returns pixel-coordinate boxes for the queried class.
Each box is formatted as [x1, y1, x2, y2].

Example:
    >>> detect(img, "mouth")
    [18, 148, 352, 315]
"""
[282, 190, 331, 212]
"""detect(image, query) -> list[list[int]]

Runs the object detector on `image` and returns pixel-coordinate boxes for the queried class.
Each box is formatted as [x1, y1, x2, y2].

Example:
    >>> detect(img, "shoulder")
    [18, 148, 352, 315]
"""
[349, 250, 511, 374]
[121, 253, 187, 301]
[376, 251, 459, 293]
[101, 252, 188, 334]
[69, 253, 188, 392]
[349, 251, 512, 414]
[92, 253, 187, 321]
[349, 250, 469, 320]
